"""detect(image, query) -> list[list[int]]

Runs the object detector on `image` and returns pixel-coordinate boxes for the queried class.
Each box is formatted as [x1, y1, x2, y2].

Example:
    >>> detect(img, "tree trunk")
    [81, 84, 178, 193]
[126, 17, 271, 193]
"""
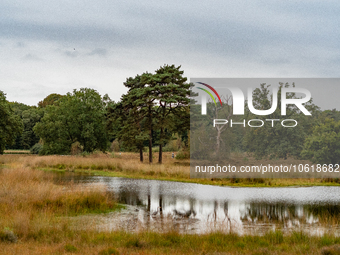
[149, 129, 152, 163]
[158, 127, 163, 164]
[216, 126, 221, 153]
[139, 147, 143, 162]
[159, 195, 163, 214]
[148, 106, 153, 163]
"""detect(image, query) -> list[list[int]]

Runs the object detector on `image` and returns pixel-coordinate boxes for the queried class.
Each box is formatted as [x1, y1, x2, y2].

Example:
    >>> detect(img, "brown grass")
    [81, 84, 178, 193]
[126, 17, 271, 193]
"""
[0, 166, 117, 240]
[3, 152, 335, 187]
[1, 154, 340, 254]
[3, 150, 30, 154]
[21, 152, 191, 180]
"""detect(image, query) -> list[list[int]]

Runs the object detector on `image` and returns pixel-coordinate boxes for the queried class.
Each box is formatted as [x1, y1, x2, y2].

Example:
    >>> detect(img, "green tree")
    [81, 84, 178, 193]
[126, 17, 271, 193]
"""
[21, 108, 44, 149]
[112, 65, 191, 163]
[153, 65, 191, 163]
[190, 98, 234, 160]
[301, 118, 340, 164]
[6, 102, 32, 149]
[7, 103, 45, 150]
[317, 109, 340, 122]
[34, 88, 108, 154]
[244, 83, 319, 159]
[38, 93, 63, 108]
[121, 72, 156, 162]
[106, 101, 148, 161]
[0, 91, 23, 154]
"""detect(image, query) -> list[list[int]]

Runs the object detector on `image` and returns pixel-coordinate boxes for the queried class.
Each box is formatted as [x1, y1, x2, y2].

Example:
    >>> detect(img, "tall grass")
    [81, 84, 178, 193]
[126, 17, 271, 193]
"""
[0, 166, 117, 240]
[23, 152, 191, 180]
[13, 152, 338, 187]
[1, 155, 340, 254]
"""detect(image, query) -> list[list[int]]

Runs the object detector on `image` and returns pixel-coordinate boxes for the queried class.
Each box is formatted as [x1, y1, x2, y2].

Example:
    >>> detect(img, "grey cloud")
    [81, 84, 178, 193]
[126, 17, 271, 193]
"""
[1, 0, 340, 106]
[261, 58, 291, 66]
[1, 0, 339, 63]
[64, 50, 79, 58]
[22, 54, 42, 61]
[16, 42, 25, 47]
[0, 20, 138, 48]
[88, 48, 107, 56]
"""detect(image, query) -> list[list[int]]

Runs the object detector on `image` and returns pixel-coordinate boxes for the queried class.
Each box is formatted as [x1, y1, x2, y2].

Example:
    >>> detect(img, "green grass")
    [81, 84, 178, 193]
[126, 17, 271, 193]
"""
[1, 229, 340, 254]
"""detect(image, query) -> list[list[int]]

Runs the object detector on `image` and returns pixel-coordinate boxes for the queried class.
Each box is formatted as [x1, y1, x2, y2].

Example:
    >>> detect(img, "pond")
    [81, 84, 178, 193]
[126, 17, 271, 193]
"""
[54, 173, 340, 235]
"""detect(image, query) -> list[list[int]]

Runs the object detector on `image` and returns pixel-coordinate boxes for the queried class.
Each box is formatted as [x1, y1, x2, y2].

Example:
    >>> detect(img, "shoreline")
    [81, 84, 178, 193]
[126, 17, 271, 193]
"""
[40, 167, 340, 187]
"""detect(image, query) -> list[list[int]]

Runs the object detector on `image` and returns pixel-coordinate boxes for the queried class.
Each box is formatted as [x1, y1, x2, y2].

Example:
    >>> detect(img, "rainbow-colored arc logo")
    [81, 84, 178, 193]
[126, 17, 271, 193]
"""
[196, 82, 222, 106]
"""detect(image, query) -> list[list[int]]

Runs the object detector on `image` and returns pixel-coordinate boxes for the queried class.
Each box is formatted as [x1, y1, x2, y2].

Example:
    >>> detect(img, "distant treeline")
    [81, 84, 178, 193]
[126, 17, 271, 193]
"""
[190, 83, 340, 165]
[1, 65, 340, 165]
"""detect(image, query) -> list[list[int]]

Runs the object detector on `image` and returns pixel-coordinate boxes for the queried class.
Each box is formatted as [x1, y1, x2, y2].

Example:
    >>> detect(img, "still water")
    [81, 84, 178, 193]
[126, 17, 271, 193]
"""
[54, 173, 340, 235]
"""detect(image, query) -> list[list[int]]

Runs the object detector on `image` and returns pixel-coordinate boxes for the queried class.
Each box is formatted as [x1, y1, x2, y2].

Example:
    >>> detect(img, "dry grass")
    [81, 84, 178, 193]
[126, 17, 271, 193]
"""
[2, 152, 334, 187]
[1, 155, 340, 254]
[3, 150, 30, 154]
[0, 166, 118, 241]
[22, 152, 191, 180]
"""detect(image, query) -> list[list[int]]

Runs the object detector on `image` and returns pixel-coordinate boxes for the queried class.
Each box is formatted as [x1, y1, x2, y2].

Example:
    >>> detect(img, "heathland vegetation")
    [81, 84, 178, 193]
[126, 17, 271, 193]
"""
[1, 155, 340, 254]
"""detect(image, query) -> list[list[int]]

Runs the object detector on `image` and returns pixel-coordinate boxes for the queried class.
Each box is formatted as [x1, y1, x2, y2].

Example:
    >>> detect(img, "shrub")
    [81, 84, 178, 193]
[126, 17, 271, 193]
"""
[0, 228, 18, 243]
[30, 143, 43, 154]
[301, 118, 340, 164]
[71, 141, 83, 155]
[163, 139, 180, 152]
[110, 140, 120, 152]
[175, 149, 190, 159]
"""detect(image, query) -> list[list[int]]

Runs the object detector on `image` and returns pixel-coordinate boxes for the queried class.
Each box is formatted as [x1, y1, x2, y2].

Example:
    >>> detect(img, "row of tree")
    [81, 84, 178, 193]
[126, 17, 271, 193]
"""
[0, 65, 191, 164]
[191, 83, 340, 164]
[0, 65, 339, 165]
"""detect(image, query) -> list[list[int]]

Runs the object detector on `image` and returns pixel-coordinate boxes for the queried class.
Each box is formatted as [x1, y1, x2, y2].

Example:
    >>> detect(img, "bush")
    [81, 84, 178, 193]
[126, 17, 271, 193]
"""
[110, 140, 120, 152]
[301, 118, 340, 164]
[30, 143, 43, 154]
[175, 149, 190, 159]
[71, 141, 83, 155]
[163, 139, 180, 152]
[0, 228, 18, 243]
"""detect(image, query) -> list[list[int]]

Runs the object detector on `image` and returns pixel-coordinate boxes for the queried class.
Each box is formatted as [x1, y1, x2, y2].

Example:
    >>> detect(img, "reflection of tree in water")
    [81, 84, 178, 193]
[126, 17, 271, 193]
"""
[223, 202, 231, 225]
[117, 188, 144, 206]
[304, 204, 340, 224]
[173, 197, 197, 219]
[241, 203, 302, 226]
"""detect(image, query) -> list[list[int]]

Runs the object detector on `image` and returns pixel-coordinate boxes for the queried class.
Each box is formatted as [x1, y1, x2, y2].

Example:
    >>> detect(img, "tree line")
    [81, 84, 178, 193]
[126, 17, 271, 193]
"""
[0, 64, 190, 164]
[190, 82, 340, 165]
[0, 65, 340, 165]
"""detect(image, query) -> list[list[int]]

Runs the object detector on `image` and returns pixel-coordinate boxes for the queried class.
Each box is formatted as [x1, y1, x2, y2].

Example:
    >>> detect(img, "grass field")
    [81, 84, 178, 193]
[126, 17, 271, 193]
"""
[1, 153, 340, 254]
[1, 152, 339, 187]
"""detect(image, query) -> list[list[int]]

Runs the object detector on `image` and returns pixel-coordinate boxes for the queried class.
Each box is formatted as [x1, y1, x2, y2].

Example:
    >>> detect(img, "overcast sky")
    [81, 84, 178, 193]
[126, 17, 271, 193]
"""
[1, 0, 340, 108]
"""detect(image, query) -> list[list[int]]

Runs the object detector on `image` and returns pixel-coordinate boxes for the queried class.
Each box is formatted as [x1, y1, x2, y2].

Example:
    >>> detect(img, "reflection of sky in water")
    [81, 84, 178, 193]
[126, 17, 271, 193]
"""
[55, 174, 340, 235]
